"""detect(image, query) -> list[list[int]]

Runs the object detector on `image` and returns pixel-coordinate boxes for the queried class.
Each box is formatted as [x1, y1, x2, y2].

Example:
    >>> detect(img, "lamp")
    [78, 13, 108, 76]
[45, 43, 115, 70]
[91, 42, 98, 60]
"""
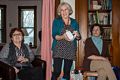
[21, 28, 29, 36]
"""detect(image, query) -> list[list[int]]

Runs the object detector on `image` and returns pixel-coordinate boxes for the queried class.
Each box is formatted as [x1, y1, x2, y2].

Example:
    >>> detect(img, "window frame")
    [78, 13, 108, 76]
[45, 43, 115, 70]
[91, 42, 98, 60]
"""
[0, 5, 6, 43]
[18, 6, 37, 48]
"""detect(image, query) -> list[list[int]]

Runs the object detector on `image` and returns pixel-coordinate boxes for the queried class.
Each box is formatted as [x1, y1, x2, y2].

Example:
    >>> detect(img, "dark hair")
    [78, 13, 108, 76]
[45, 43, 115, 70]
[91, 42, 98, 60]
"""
[9, 28, 24, 38]
[90, 24, 104, 35]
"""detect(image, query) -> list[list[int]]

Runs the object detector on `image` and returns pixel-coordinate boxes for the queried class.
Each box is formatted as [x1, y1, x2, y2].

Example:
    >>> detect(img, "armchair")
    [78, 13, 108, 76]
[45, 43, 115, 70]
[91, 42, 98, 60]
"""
[0, 57, 46, 80]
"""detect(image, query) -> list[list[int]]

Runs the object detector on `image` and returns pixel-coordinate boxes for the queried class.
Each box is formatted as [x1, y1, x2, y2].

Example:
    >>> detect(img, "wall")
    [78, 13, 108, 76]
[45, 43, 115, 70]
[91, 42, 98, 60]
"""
[0, 0, 42, 47]
[112, 0, 120, 67]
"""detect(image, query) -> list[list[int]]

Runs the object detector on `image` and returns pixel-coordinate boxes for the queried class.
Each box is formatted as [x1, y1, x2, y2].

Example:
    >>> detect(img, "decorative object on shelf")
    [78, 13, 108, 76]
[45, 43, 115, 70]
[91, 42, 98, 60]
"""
[93, 5, 102, 10]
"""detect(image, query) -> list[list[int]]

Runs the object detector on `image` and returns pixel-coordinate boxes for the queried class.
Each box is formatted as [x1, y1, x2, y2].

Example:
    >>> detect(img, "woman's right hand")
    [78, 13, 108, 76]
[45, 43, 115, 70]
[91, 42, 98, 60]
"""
[55, 33, 70, 41]
[13, 67, 19, 73]
[88, 55, 108, 61]
[17, 56, 29, 63]
[17, 56, 24, 62]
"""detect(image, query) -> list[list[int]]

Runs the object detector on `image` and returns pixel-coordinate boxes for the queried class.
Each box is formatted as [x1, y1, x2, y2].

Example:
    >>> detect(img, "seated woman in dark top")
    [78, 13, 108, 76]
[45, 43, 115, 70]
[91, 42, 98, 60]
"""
[0, 28, 42, 80]
[82, 24, 116, 80]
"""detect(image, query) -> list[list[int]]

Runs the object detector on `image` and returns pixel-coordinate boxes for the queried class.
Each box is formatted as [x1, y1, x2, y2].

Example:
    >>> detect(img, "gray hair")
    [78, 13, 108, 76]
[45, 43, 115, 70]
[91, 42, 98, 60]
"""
[57, 2, 73, 16]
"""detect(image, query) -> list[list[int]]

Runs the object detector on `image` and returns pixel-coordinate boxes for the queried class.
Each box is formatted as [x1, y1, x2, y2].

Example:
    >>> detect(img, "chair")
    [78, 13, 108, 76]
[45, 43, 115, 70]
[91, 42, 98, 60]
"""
[31, 57, 46, 80]
[0, 57, 46, 80]
[0, 60, 16, 80]
[0, 43, 46, 80]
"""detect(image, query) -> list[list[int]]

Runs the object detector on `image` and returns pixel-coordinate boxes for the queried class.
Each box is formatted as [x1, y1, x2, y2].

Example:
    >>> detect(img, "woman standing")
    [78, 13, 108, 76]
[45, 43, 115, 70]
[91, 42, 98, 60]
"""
[51, 2, 80, 80]
[83, 24, 116, 80]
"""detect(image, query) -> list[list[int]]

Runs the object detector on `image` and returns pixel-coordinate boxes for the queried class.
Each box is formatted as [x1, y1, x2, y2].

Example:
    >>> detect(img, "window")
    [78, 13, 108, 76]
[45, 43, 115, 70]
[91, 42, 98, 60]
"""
[0, 5, 6, 43]
[18, 6, 37, 48]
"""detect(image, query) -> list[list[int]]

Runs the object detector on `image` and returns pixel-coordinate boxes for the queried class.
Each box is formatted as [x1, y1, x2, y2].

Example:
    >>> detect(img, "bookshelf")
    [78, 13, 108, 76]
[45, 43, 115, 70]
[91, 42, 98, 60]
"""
[75, 0, 120, 68]
[88, 0, 112, 41]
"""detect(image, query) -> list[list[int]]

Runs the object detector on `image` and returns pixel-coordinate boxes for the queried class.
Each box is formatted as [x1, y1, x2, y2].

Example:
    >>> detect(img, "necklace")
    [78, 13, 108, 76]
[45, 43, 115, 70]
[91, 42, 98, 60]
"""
[63, 18, 70, 26]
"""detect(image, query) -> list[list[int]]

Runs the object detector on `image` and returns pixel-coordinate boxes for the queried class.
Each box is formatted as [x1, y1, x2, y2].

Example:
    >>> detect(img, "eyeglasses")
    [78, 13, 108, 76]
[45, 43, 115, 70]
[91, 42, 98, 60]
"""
[13, 33, 22, 36]
[61, 8, 68, 12]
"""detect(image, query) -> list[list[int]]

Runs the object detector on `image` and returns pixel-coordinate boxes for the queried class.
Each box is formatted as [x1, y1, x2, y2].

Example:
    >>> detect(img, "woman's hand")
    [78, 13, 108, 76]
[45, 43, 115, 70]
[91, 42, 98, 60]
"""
[73, 31, 79, 36]
[20, 58, 29, 63]
[13, 67, 19, 73]
[17, 56, 29, 63]
[73, 31, 80, 40]
[88, 55, 108, 61]
[55, 33, 71, 41]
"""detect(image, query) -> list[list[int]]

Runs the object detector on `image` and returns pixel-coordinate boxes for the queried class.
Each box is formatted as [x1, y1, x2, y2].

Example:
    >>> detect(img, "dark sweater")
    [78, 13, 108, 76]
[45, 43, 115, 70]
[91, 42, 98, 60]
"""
[82, 37, 109, 71]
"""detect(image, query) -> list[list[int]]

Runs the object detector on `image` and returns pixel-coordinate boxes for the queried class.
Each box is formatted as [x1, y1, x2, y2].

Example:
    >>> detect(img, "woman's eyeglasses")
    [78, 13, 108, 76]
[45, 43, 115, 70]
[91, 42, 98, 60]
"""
[13, 33, 22, 36]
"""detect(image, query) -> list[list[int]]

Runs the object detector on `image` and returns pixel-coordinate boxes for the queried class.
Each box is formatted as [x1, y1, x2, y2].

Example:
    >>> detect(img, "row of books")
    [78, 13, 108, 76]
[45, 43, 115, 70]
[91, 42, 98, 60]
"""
[103, 27, 112, 40]
[88, 0, 112, 10]
[88, 11, 112, 25]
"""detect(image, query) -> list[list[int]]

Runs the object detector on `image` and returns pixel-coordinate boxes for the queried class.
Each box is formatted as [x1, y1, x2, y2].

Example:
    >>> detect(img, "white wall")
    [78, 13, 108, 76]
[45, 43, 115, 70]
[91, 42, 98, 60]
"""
[0, 0, 42, 46]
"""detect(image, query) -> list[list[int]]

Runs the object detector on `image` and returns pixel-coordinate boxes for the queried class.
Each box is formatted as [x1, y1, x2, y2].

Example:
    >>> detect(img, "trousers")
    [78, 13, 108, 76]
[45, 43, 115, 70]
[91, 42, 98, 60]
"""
[90, 60, 117, 80]
[51, 58, 73, 80]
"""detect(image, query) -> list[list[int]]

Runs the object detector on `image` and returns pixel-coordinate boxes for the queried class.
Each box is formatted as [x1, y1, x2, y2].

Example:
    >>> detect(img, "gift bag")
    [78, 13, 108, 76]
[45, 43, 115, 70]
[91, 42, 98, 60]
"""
[70, 70, 83, 80]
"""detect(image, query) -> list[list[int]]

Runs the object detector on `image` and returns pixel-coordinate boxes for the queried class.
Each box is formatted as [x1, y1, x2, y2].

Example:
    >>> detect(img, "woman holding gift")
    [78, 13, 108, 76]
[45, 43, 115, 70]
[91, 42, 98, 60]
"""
[51, 2, 81, 80]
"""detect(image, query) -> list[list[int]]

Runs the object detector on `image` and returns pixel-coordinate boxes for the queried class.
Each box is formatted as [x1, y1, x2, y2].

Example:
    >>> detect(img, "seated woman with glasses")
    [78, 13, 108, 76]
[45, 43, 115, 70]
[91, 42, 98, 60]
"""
[0, 28, 42, 80]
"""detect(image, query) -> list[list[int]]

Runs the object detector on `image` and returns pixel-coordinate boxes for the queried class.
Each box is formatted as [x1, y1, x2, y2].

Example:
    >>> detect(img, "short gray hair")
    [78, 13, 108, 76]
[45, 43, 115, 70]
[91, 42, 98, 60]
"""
[57, 2, 73, 16]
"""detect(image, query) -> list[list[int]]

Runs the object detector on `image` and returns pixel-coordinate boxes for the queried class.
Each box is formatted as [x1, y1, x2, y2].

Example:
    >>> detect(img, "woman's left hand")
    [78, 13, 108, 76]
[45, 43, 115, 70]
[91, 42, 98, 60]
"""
[73, 31, 80, 39]
[13, 67, 19, 73]
[20, 58, 29, 63]
[88, 55, 108, 61]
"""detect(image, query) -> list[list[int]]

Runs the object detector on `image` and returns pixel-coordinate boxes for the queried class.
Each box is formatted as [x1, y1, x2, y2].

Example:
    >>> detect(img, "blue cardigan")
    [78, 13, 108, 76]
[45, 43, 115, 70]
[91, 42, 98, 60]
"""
[52, 17, 80, 50]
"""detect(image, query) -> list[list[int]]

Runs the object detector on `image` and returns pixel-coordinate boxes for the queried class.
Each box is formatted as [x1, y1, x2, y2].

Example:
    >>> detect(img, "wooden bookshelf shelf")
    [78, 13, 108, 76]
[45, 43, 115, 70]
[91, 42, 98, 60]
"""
[88, 9, 112, 13]
[88, 24, 111, 27]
